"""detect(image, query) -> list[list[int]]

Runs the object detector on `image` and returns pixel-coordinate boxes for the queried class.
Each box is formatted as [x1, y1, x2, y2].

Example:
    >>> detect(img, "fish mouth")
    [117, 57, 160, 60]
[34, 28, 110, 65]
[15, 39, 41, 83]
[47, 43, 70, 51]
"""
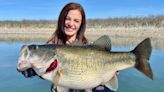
[45, 59, 58, 73]
[17, 68, 37, 78]
[17, 59, 58, 78]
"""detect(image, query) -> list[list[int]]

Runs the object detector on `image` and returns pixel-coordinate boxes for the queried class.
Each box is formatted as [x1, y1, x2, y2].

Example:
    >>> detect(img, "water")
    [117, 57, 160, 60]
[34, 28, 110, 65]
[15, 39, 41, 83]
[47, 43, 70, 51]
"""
[0, 42, 51, 92]
[0, 42, 164, 92]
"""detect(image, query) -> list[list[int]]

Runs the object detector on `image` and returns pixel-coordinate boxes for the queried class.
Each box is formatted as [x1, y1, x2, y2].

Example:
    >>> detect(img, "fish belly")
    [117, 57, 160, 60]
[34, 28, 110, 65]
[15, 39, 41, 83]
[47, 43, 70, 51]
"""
[57, 73, 102, 89]
[55, 66, 116, 89]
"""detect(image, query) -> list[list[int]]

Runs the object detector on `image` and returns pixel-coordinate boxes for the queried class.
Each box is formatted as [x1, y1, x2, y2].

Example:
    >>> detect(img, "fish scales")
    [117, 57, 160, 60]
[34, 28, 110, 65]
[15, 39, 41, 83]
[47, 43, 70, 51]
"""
[56, 46, 136, 75]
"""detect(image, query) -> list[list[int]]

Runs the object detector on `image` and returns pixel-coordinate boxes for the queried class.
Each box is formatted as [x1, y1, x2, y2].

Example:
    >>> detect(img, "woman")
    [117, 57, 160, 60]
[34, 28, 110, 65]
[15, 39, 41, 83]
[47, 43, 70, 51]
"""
[47, 2, 87, 45]
[47, 2, 115, 92]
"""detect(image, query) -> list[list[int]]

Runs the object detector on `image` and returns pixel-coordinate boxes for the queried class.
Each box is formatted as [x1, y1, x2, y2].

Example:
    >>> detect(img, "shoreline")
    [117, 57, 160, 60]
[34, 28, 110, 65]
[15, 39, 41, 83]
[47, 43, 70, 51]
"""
[0, 26, 164, 50]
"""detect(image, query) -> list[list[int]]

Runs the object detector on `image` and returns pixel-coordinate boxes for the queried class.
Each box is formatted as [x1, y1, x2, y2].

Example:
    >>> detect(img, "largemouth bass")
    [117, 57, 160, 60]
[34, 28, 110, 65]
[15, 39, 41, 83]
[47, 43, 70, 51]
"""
[17, 35, 153, 92]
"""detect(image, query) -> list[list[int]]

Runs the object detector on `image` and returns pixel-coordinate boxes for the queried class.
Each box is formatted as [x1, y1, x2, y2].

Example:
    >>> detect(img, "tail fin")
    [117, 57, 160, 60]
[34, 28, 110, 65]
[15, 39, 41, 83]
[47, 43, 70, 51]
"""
[133, 38, 153, 80]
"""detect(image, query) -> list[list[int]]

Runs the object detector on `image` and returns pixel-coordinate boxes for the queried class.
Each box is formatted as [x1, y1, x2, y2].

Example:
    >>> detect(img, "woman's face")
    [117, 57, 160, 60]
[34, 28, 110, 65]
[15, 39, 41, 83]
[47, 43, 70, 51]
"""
[64, 9, 82, 37]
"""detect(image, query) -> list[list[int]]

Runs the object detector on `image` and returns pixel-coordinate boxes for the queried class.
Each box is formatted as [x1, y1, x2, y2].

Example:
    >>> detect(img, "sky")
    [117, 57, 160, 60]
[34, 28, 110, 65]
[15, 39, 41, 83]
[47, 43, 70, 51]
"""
[0, 0, 164, 20]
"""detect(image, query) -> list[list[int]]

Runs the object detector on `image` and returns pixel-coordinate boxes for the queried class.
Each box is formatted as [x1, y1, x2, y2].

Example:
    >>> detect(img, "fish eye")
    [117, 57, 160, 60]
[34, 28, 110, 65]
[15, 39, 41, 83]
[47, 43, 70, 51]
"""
[28, 45, 36, 50]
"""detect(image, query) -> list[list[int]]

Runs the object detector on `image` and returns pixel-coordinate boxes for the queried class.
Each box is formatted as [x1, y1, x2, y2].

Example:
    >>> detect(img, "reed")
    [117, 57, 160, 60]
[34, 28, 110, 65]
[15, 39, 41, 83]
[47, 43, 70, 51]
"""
[0, 15, 164, 49]
[0, 26, 163, 50]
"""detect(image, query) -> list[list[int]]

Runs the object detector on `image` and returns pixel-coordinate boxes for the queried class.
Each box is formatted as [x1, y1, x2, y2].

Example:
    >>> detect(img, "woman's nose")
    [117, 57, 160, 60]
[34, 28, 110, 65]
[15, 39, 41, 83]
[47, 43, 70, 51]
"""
[68, 20, 74, 27]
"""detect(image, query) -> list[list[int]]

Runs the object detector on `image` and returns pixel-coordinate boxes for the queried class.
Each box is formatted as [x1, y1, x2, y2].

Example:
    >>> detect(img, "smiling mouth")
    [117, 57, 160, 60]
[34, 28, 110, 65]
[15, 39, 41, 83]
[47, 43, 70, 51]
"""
[65, 26, 75, 32]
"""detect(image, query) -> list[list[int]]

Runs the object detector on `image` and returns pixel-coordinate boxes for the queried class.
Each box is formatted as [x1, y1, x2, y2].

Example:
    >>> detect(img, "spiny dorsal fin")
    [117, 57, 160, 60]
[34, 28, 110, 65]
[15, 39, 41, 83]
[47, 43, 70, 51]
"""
[93, 35, 111, 51]
[70, 40, 84, 46]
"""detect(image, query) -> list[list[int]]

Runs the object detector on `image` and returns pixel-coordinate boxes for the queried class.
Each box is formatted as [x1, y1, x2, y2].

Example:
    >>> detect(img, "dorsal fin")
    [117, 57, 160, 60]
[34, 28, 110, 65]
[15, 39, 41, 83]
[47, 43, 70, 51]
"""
[70, 40, 84, 46]
[93, 35, 111, 51]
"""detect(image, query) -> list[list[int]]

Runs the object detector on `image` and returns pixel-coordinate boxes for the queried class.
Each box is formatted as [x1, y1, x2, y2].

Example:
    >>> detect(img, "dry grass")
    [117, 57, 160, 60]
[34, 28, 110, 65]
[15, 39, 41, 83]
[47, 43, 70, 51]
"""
[0, 26, 163, 50]
[86, 26, 164, 50]
[0, 27, 52, 42]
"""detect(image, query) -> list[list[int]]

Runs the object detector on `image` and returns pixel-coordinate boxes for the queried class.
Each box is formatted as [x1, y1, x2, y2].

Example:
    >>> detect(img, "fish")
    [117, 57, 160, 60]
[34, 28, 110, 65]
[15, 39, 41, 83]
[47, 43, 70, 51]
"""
[17, 35, 153, 92]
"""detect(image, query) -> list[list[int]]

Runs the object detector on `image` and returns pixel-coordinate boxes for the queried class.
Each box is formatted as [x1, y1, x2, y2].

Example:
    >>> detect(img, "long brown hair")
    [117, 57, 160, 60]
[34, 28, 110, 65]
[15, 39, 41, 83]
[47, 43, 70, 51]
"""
[47, 2, 88, 45]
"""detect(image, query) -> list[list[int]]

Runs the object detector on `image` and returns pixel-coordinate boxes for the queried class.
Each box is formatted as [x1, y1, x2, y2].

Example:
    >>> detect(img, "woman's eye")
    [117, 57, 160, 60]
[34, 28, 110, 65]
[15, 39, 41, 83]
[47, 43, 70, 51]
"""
[75, 20, 81, 23]
[75, 20, 79, 23]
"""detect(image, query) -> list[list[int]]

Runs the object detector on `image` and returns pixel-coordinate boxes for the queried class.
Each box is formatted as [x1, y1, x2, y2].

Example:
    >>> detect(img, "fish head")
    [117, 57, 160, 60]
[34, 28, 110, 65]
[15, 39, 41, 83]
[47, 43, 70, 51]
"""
[17, 45, 32, 72]
[17, 44, 58, 78]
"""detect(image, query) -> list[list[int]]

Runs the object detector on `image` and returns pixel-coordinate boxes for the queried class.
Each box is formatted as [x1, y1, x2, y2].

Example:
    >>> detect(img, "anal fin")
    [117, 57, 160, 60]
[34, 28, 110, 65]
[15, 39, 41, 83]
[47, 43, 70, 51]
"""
[104, 74, 118, 91]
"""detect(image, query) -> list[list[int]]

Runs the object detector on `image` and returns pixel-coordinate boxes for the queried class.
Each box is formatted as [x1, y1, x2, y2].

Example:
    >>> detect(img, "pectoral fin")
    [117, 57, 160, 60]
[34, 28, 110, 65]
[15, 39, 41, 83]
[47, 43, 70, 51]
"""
[105, 74, 118, 91]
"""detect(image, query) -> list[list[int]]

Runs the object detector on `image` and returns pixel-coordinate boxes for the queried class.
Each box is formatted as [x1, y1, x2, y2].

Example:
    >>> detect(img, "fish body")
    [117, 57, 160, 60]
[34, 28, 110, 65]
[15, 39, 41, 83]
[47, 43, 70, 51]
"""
[53, 46, 135, 88]
[17, 35, 153, 91]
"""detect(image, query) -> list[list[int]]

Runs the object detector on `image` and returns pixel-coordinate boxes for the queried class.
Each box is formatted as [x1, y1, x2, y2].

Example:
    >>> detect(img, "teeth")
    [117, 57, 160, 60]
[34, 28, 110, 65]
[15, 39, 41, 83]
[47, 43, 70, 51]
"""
[66, 27, 73, 32]
[65, 25, 74, 31]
